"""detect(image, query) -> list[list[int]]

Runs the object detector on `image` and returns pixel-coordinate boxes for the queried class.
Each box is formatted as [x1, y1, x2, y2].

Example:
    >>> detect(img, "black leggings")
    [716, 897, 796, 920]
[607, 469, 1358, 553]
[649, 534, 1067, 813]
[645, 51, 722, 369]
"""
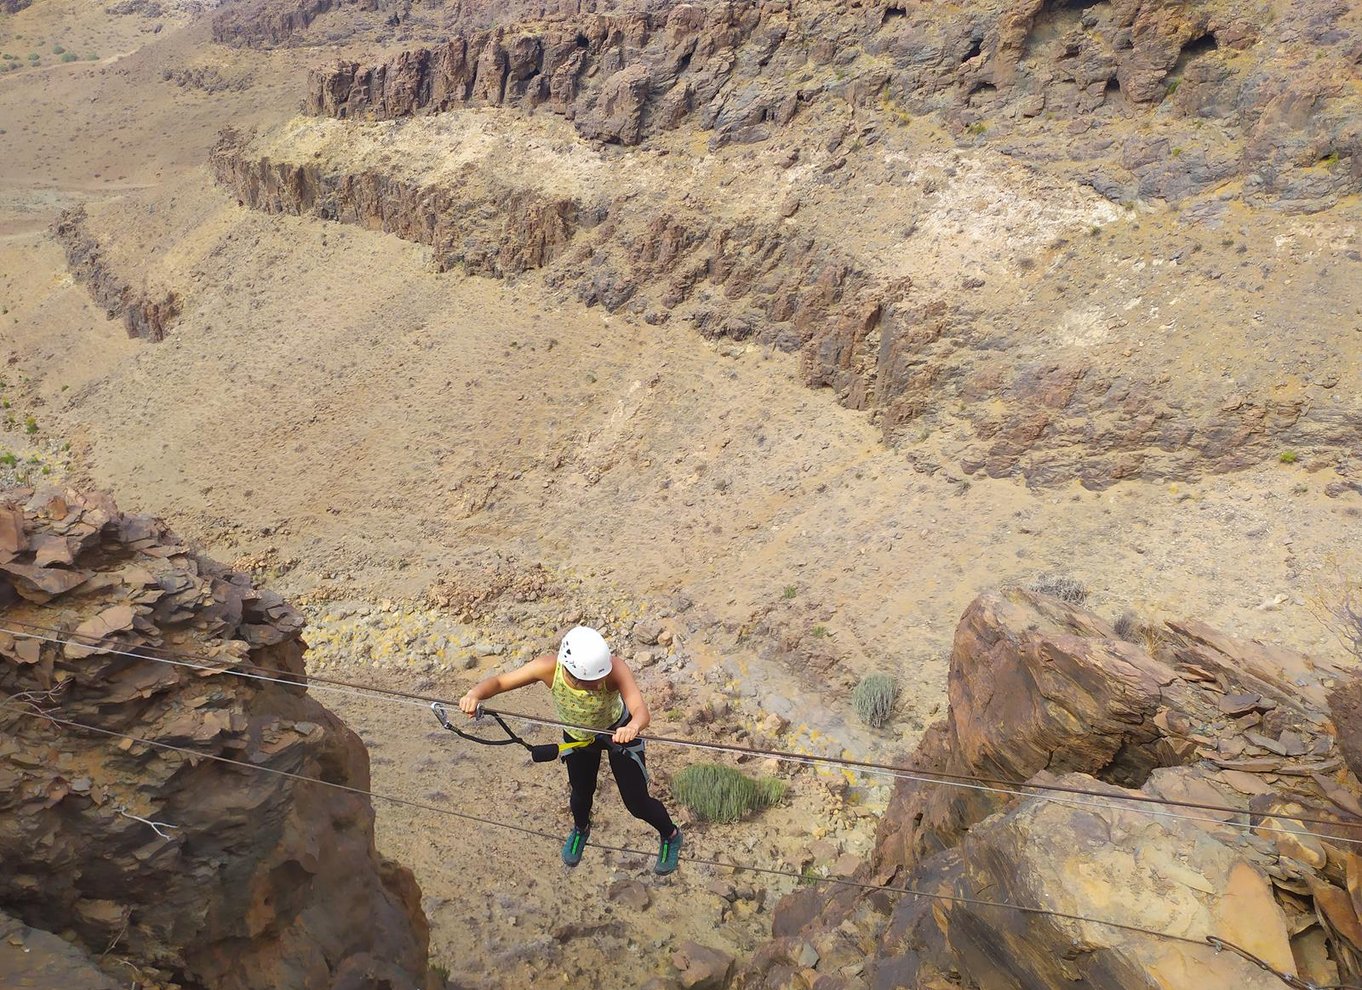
[565, 739, 675, 838]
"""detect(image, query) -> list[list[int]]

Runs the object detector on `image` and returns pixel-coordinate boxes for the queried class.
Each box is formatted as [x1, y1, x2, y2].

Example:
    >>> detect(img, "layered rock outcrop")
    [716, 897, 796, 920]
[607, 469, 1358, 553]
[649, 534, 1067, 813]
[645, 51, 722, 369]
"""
[741, 589, 1362, 989]
[0, 487, 431, 990]
[209, 129, 579, 276]
[53, 208, 180, 342]
[248, 0, 1362, 486]
[210, 0, 365, 47]
[210, 0, 672, 49]
[870, 0, 1362, 210]
[304, 0, 1361, 210]
[211, 117, 1362, 488]
[0, 908, 121, 989]
[306, 5, 775, 146]
[208, 123, 896, 411]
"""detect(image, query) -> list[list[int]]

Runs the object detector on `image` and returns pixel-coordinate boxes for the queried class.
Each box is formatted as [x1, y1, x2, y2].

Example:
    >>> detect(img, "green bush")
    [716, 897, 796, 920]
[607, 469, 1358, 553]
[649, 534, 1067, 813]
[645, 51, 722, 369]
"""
[672, 763, 786, 823]
[60, 53, 77, 63]
[0, 452, 16, 467]
[1279, 450, 1299, 464]
[852, 674, 899, 728]
[52, 45, 65, 55]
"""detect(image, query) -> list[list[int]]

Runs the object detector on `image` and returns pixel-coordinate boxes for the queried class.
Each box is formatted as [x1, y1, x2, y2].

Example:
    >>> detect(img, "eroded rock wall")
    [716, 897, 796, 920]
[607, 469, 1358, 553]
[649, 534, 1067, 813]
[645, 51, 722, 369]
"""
[869, 0, 1362, 210]
[741, 589, 1362, 989]
[305, 5, 776, 146]
[211, 0, 370, 47]
[305, 0, 1361, 210]
[0, 487, 431, 990]
[209, 0, 676, 48]
[53, 208, 180, 342]
[210, 118, 1362, 488]
[209, 131, 579, 276]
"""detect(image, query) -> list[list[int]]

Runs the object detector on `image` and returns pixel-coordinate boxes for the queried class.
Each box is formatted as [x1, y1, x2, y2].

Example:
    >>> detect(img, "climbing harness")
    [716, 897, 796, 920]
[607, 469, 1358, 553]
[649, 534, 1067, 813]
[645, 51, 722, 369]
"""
[431, 702, 598, 763]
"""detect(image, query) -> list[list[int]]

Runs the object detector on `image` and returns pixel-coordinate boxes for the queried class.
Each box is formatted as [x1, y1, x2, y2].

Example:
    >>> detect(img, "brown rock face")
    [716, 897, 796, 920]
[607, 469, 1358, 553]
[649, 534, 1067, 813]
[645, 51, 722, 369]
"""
[211, 0, 680, 49]
[0, 909, 120, 990]
[0, 488, 430, 990]
[208, 127, 891, 375]
[302, 0, 1361, 211]
[255, 3, 1362, 488]
[209, 130, 577, 277]
[740, 589, 1362, 990]
[210, 111, 1362, 488]
[52, 208, 180, 342]
[306, 6, 768, 146]
[210, 0, 361, 48]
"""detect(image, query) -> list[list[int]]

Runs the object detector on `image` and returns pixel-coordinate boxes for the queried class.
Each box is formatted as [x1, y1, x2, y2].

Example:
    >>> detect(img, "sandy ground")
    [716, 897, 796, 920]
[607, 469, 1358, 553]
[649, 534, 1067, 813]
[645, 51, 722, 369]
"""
[2, 2, 1362, 986]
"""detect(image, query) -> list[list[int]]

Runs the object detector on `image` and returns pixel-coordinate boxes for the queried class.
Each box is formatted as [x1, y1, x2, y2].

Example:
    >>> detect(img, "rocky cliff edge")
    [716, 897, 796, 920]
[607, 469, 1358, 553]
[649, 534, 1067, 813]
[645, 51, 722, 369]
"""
[741, 588, 1362, 990]
[0, 486, 431, 990]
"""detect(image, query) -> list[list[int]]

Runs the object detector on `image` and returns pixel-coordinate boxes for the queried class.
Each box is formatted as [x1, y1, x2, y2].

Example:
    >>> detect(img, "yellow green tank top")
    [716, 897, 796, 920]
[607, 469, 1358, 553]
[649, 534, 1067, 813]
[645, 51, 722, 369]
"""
[551, 662, 624, 741]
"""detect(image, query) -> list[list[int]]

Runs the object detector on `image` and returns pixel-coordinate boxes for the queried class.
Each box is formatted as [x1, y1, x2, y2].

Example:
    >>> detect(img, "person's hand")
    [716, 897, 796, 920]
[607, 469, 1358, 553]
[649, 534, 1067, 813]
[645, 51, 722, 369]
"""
[612, 723, 640, 744]
[459, 692, 481, 717]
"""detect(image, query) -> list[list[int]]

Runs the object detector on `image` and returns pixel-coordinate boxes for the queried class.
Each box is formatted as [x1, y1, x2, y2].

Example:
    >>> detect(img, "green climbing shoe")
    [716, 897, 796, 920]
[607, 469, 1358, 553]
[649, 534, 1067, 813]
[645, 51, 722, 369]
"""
[654, 828, 683, 875]
[562, 826, 590, 867]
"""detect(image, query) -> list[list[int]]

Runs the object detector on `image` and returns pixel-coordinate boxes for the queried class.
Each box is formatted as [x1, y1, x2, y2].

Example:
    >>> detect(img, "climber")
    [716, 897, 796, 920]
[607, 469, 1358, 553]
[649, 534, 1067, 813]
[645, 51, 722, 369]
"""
[458, 625, 683, 874]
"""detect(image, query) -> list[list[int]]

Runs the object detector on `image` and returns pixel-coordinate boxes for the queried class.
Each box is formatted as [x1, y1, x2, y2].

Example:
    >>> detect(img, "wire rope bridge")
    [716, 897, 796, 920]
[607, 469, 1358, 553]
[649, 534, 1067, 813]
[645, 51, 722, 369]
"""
[2, 619, 1359, 990]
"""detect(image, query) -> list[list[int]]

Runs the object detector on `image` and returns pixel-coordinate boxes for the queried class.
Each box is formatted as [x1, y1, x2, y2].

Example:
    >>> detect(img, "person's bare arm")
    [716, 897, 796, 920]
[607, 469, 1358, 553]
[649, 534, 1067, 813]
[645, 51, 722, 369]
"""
[609, 658, 650, 744]
[459, 654, 555, 716]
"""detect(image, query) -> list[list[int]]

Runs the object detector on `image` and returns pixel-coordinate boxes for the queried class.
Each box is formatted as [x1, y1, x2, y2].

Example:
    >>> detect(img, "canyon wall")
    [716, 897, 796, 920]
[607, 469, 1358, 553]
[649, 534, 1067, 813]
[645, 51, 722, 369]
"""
[300, 0, 1361, 210]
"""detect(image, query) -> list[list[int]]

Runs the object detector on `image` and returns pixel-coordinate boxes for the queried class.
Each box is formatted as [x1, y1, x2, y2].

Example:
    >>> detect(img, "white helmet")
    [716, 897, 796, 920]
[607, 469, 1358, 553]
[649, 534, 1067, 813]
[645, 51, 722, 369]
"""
[558, 626, 613, 681]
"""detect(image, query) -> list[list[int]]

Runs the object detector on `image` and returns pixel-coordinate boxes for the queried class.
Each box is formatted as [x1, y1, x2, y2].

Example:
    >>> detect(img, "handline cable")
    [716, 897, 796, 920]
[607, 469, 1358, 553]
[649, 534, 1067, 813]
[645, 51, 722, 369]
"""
[484, 705, 1362, 840]
[3, 619, 1357, 844]
[3, 701, 1349, 990]
[2, 620, 1359, 845]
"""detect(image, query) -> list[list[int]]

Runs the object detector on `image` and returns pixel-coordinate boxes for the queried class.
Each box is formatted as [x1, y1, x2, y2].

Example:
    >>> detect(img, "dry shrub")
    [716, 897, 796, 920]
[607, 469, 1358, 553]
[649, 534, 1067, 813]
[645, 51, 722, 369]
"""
[1029, 574, 1089, 605]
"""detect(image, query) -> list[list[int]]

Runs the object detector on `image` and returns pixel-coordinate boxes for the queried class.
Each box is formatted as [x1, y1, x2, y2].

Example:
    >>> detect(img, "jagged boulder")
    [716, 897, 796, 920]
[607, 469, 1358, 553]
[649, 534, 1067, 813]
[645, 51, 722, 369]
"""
[741, 588, 1362, 990]
[0, 487, 431, 990]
